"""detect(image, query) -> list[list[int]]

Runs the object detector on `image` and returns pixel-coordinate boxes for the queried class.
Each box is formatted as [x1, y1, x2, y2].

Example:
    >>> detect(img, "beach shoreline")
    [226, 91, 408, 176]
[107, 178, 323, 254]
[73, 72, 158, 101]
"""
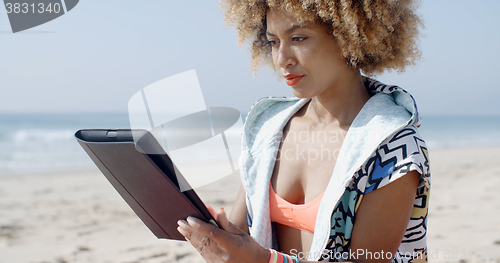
[1, 146, 499, 262]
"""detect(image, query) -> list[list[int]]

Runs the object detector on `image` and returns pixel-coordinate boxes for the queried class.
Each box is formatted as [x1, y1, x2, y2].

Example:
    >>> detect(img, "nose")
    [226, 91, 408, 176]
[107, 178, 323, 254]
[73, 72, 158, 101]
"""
[274, 43, 296, 70]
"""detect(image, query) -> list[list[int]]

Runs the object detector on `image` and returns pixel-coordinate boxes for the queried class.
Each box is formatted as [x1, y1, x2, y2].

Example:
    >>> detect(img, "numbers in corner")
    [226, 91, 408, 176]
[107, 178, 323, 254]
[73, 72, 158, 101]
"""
[5, 2, 62, 14]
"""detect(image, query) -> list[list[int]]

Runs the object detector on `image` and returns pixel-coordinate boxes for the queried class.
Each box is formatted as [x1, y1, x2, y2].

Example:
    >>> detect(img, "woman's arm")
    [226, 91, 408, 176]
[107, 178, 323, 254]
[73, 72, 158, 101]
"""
[229, 184, 250, 234]
[347, 170, 421, 263]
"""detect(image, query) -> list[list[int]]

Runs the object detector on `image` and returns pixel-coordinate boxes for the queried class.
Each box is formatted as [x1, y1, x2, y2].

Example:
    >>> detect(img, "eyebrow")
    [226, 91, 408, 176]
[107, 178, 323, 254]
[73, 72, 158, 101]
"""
[266, 24, 306, 36]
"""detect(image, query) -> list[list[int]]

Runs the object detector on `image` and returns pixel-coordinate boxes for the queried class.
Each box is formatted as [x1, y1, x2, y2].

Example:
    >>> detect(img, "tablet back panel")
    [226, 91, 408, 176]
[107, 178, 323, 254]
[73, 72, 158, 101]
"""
[75, 129, 210, 240]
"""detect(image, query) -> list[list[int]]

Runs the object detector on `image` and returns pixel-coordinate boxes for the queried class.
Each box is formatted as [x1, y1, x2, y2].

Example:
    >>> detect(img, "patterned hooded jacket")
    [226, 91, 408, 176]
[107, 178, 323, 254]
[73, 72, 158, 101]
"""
[239, 77, 431, 262]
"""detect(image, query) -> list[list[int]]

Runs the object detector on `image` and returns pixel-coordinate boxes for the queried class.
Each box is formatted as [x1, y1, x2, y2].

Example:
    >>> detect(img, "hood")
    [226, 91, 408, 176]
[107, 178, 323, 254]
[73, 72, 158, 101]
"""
[363, 76, 421, 128]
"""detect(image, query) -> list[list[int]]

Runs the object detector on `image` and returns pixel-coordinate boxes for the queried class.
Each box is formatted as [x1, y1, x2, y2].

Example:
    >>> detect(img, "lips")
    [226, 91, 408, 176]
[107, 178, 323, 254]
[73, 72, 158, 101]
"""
[283, 74, 304, 86]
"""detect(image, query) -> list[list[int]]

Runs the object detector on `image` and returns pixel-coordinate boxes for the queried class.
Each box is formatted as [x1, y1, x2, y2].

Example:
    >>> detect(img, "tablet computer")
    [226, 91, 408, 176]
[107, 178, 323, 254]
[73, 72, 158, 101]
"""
[75, 129, 218, 241]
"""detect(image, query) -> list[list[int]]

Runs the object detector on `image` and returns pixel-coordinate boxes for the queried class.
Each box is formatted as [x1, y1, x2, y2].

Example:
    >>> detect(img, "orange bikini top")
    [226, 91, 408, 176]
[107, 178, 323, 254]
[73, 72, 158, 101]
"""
[269, 184, 324, 234]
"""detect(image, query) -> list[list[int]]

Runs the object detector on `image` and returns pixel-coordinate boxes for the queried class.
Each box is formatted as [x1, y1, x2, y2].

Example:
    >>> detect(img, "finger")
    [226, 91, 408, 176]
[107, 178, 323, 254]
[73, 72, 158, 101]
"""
[177, 220, 225, 262]
[216, 207, 246, 235]
[186, 216, 240, 249]
[206, 204, 217, 219]
[177, 220, 193, 240]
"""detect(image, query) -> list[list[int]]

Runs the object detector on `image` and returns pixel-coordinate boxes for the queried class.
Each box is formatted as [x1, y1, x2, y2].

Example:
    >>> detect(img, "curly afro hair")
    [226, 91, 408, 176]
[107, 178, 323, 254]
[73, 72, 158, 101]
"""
[219, 0, 423, 76]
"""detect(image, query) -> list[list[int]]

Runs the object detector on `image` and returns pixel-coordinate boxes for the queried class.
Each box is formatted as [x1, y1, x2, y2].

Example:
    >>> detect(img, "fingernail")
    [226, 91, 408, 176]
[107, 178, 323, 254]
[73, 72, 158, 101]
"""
[187, 216, 196, 225]
[178, 220, 188, 227]
[177, 226, 185, 235]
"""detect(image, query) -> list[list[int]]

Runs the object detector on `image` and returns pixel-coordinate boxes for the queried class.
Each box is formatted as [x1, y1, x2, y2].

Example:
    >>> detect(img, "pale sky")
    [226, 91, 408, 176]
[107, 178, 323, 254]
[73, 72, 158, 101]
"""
[1, 0, 499, 116]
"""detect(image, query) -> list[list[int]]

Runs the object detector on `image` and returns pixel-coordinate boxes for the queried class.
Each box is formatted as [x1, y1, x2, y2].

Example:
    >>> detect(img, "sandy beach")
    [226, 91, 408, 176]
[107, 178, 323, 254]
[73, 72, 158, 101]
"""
[1, 146, 499, 263]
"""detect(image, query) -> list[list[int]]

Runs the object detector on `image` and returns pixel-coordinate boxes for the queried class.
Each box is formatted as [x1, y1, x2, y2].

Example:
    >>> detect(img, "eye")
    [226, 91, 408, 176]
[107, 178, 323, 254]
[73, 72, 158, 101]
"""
[267, 39, 279, 47]
[292, 36, 307, 42]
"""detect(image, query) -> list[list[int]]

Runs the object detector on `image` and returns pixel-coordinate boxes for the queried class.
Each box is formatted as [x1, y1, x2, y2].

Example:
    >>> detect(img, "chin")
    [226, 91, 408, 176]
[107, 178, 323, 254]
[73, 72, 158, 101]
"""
[290, 87, 314, 99]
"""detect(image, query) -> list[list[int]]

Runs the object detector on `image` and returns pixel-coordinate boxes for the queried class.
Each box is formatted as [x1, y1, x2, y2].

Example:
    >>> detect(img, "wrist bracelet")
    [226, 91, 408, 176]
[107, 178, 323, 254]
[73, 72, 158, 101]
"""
[269, 249, 300, 263]
[278, 251, 285, 263]
[268, 249, 278, 263]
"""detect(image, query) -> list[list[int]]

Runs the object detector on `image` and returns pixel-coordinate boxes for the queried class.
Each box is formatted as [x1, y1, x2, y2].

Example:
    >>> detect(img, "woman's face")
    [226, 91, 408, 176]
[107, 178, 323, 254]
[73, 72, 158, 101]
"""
[266, 8, 352, 98]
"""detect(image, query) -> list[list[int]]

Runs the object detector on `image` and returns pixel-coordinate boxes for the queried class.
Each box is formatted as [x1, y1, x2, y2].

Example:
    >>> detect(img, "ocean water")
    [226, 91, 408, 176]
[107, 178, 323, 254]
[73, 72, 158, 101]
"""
[0, 113, 130, 174]
[0, 113, 499, 174]
[418, 115, 500, 149]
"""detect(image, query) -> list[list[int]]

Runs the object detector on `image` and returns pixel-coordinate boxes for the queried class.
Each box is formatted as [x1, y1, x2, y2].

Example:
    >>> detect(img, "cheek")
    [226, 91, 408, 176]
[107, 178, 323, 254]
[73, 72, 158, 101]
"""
[271, 50, 278, 67]
[297, 47, 327, 75]
[325, 42, 346, 67]
[293, 47, 314, 70]
[319, 47, 345, 73]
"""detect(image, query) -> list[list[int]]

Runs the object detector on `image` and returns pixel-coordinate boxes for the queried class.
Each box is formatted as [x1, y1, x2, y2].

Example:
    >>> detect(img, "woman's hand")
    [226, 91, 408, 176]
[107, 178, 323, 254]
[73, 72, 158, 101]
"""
[177, 208, 270, 263]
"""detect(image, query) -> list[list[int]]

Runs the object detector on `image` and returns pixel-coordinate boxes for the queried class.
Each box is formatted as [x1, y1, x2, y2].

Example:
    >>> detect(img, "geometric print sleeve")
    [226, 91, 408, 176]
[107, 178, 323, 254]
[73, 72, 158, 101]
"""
[362, 125, 431, 262]
[361, 125, 431, 262]
[362, 125, 431, 195]
[323, 125, 430, 262]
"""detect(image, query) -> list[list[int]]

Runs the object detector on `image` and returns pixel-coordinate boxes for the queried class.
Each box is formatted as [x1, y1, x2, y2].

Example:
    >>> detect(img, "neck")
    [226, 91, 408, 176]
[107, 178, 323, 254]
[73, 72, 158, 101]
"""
[306, 70, 371, 130]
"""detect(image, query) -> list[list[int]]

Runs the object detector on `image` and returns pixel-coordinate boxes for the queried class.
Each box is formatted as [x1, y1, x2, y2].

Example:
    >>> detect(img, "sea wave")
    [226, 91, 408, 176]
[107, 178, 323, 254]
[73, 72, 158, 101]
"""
[11, 129, 76, 143]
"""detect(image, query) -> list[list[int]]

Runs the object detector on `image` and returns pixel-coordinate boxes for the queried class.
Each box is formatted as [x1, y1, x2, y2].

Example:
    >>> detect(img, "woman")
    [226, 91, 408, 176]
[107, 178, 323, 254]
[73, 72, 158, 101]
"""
[177, 1, 430, 262]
